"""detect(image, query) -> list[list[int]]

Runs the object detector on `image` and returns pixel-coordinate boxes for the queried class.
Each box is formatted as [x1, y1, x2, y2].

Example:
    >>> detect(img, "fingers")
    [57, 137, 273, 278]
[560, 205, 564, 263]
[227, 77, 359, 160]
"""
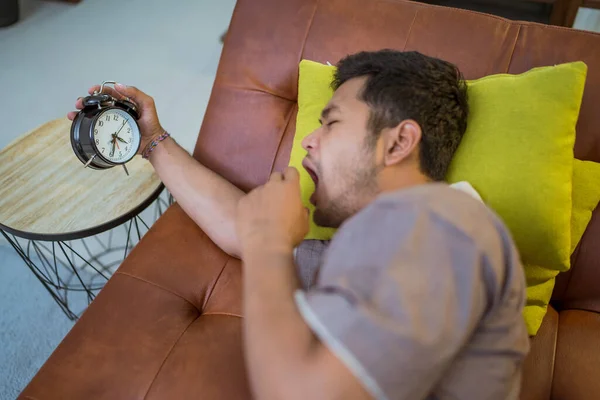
[68, 97, 84, 120]
[87, 84, 139, 106]
[283, 167, 300, 182]
[270, 171, 283, 182]
[269, 168, 300, 185]
[114, 83, 153, 109]
[82, 83, 155, 112]
[71, 82, 154, 121]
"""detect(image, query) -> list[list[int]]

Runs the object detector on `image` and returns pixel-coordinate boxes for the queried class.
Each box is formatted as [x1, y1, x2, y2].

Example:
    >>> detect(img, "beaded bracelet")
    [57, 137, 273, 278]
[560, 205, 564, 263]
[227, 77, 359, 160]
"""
[142, 131, 171, 159]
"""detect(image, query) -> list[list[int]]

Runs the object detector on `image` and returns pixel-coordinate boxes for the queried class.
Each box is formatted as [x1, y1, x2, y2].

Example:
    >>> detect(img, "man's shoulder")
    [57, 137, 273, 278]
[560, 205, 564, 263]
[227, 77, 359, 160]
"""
[339, 183, 510, 248]
[327, 183, 522, 289]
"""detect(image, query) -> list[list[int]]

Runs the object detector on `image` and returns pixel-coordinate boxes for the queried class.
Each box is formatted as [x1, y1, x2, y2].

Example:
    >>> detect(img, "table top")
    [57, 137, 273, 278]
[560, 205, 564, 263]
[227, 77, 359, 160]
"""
[0, 118, 163, 241]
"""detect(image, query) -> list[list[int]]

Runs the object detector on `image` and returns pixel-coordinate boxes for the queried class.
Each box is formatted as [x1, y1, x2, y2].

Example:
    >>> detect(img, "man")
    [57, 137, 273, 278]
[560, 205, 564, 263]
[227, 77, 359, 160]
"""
[69, 50, 529, 399]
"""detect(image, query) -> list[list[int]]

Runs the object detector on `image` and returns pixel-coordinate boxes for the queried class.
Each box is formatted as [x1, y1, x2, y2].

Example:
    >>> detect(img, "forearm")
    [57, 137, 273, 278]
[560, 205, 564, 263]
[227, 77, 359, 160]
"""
[237, 167, 371, 400]
[148, 137, 244, 257]
[243, 247, 319, 400]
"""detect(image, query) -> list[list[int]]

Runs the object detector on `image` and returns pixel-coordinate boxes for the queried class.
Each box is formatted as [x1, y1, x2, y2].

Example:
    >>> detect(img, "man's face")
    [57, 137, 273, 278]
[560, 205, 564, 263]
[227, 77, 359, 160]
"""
[301, 77, 381, 228]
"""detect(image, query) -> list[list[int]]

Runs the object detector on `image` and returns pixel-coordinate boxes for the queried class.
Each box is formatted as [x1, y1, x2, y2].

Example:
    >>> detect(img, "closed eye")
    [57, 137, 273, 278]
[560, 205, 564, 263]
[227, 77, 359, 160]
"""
[318, 119, 339, 127]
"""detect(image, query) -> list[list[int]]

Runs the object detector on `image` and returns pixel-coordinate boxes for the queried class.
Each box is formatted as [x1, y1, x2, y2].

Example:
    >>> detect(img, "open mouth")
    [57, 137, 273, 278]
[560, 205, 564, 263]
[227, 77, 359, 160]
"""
[306, 168, 319, 187]
[302, 159, 320, 205]
[302, 160, 319, 186]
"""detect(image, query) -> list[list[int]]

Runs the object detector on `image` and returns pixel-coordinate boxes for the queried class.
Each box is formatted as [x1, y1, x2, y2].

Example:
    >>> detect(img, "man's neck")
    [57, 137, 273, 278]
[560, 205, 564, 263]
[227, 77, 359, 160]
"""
[377, 166, 431, 194]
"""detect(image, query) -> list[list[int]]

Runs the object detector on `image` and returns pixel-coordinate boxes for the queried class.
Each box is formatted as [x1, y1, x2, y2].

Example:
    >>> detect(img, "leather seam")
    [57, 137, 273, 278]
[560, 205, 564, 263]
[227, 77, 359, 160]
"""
[212, 0, 242, 88]
[402, 8, 419, 50]
[201, 256, 231, 311]
[505, 24, 521, 73]
[269, 103, 297, 174]
[558, 304, 600, 314]
[222, 85, 295, 103]
[115, 271, 198, 310]
[559, 257, 578, 305]
[298, 0, 320, 63]
[266, 0, 317, 176]
[572, 232, 584, 267]
[143, 316, 198, 400]
[549, 310, 559, 398]
[558, 231, 586, 304]
[272, 0, 316, 175]
[566, 228, 586, 293]
[202, 312, 243, 318]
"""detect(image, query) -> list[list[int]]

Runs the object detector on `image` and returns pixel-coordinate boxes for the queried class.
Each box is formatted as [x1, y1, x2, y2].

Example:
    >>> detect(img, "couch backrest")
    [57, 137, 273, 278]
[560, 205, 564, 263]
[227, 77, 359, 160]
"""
[194, 0, 600, 313]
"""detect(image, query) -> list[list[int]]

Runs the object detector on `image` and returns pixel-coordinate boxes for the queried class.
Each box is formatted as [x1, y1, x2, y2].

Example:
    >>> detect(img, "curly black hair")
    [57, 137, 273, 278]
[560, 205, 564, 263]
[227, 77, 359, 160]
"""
[332, 50, 468, 181]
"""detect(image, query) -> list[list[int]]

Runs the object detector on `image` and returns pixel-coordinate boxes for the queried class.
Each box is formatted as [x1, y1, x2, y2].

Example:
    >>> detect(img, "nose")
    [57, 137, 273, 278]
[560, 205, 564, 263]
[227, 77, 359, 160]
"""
[302, 128, 320, 153]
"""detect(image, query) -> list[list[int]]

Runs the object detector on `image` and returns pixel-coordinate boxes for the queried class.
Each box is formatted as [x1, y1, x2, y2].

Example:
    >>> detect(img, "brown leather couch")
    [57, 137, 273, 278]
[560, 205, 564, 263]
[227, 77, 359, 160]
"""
[19, 0, 600, 399]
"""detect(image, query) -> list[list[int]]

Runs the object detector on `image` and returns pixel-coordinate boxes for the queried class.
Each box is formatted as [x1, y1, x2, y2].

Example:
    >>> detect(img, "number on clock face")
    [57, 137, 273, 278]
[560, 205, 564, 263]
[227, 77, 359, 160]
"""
[92, 109, 141, 164]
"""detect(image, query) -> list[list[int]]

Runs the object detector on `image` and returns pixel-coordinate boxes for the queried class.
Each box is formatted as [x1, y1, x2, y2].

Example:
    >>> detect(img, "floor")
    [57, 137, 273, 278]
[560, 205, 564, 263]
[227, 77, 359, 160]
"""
[575, 6, 600, 28]
[0, 0, 599, 398]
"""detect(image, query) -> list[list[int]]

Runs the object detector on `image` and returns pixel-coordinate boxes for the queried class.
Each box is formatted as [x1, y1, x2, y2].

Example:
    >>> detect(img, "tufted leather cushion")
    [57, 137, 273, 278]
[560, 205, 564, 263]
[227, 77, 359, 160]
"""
[21, 0, 600, 399]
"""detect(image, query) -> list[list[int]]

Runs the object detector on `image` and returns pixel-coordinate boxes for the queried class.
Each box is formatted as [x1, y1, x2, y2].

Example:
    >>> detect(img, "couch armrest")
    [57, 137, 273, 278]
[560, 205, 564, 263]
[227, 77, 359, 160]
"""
[19, 204, 250, 400]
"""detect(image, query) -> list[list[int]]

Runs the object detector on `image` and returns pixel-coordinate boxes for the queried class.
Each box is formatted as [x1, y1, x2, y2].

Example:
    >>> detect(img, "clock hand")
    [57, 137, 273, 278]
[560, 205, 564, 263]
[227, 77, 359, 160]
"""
[115, 119, 127, 137]
[112, 120, 131, 146]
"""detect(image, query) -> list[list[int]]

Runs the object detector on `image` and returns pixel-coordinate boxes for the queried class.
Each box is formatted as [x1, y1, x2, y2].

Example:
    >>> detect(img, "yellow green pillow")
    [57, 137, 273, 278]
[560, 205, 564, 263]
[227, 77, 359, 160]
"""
[291, 59, 591, 335]
[524, 159, 600, 334]
[570, 160, 600, 250]
[290, 61, 337, 241]
[447, 63, 586, 272]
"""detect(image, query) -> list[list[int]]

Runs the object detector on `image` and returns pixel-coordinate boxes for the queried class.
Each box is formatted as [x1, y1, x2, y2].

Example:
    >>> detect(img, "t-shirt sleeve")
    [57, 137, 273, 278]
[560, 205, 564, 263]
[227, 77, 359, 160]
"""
[294, 240, 330, 289]
[294, 201, 492, 400]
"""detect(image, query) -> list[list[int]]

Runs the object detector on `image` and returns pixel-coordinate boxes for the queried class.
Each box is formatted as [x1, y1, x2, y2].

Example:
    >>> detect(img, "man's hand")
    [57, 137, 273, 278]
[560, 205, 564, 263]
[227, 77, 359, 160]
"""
[237, 167, 309, 257]
[67, 83, 165, 155]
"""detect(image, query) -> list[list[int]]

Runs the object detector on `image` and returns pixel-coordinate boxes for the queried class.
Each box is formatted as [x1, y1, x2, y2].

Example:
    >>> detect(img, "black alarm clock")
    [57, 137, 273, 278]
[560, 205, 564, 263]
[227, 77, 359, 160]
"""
[70, 81, 142, 176]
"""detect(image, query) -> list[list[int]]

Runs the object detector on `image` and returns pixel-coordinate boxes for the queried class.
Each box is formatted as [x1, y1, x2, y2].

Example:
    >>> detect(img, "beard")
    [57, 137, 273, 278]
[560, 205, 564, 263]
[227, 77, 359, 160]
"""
[313, 201, 349, 229]
[313, 153, 381, 228]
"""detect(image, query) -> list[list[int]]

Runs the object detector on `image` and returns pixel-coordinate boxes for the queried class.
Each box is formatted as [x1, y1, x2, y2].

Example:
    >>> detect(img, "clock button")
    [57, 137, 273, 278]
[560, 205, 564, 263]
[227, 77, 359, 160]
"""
[83, 94, 113, 108]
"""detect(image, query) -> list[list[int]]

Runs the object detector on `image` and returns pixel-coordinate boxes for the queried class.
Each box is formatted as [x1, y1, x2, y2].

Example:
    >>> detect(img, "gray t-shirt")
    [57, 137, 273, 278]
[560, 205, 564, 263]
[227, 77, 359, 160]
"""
[294, 183, 529, 400]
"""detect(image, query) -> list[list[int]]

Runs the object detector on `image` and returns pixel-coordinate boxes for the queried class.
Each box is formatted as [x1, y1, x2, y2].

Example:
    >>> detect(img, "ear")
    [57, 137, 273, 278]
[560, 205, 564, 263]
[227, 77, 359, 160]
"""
[381, 119, 422, 167]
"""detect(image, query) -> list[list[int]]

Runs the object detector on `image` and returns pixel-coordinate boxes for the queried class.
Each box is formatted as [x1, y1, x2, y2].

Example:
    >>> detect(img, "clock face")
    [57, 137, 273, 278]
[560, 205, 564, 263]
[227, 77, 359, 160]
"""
[91, 108, 141, 164]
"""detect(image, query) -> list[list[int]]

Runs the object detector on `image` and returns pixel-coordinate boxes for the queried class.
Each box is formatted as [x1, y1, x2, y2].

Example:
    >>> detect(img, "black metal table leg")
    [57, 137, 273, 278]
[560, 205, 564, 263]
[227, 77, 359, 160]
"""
[1, 192, 174, 320]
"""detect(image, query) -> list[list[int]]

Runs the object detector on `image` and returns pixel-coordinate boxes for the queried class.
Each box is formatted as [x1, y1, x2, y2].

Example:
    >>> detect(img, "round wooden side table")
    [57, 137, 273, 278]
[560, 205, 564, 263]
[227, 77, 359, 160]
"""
[0, 118, 169, 319]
